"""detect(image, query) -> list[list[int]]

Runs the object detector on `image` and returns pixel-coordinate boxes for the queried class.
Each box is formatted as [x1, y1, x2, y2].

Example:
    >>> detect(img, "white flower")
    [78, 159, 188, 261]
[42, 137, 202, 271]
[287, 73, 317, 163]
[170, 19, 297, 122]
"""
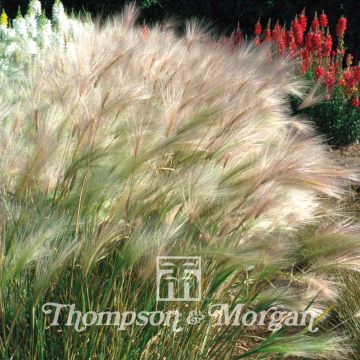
[26, 39, 38, 55]
[0, 0, 84, 75]
[28, 0, 42, 17]
[39, 19, 53, 48]
[52, 1, 68, 33]
[13, 16, 28, 38]
[51, 31, 65, 48]
[68, 18, 80, 38]
[25, 13, 38, 38]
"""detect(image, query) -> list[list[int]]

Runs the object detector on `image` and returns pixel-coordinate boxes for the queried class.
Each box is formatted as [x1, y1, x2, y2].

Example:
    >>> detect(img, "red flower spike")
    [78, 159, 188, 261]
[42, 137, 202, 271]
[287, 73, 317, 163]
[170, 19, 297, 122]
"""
[323, 33, 333, 57]
[325, 71, 335, 90]
[320, 11, 328, 27]
[231, 22, 243, 46]
[265, 28, 271, 42]
[344, 69, 355, 88]
[336, 16, 347, 37]
[280, 30, 286, 52]
[315, 65, 325, 80]
[305, 32, 315, 51]
[293, 17, 304, 46]
[299, 9, 307, 31]
[311, 13, 320, 32]
[338, 78, 346, 87]
[312, 31, 322, 50]
[300, 49, 310, 73]
[272, 21, 282, 43]
[354, 67, 360, 83]
[286, 29, 293, 46]
[254, 19, 262, 36]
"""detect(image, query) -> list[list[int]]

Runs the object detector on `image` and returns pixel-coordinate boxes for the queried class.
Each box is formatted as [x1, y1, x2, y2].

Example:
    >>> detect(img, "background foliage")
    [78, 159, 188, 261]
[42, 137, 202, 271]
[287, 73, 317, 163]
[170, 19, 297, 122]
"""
[1, 0, 359, 62]
[292, 88, 360, 146]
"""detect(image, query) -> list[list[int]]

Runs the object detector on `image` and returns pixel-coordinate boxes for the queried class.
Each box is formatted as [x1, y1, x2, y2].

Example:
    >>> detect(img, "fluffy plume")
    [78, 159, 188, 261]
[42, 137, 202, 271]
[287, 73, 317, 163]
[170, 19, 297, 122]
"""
[0, 7, 359, 358]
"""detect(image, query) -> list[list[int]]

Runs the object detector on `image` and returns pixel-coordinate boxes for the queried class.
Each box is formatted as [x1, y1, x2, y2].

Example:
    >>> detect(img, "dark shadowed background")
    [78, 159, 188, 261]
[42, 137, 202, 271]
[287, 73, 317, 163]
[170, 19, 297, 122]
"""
[1, 0, 359, 61]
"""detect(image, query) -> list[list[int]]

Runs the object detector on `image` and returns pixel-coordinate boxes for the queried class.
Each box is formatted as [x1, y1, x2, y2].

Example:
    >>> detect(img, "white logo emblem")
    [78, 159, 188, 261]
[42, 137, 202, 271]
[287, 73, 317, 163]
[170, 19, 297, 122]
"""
[156, 256, 201, 301]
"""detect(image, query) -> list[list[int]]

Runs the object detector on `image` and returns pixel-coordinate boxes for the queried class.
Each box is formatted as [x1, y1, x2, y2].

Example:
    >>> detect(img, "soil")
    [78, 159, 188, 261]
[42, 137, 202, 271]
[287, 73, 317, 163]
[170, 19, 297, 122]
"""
[329, 144, 360, 168]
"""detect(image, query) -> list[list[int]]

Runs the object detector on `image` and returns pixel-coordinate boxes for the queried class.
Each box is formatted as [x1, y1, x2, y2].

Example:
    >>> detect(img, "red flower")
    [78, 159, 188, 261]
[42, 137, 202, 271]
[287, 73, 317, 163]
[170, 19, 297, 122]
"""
[344, 69, 355, 88]
[265, 28, 271, 42]
[301, 62, 308, 74]
[286, 29, 297, 57]
[300, 48, 310, 60]
[254, 20, 262, 36]
[305, 32, 315, 51]
[272, 22, 282, 43]
[336, 16, 347, 37]
[352, 96, 360, 108]
[338, 78, 346, 87]
[231, 22, 242, 46]
[325, 71, 335, 90]
[311, 14, 320, 31]
[315, 65, 325, 80]
[299, 9, 307, 31]
[304, 28, 322, 52]
[279, 30, 287, 52]
[346, 54, 353, 67]
[254, 36, 261, 47]
[320, 11, 328, 27]
[300, 49, 310, 73]
[343, 69, 352, 81]
[291, 41, 297, 57]
[293, 18, 304, 46]
[323, 33, 332, 57]
[354, 67, 360, 82]
[312, 31, 322, 50]
[286, 29, 293, 46]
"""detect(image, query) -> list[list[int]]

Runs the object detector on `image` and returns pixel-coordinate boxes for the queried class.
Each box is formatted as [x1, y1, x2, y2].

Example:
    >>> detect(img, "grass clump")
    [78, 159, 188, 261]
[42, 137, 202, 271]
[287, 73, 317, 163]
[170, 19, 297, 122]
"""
[0, 6, 360, 359]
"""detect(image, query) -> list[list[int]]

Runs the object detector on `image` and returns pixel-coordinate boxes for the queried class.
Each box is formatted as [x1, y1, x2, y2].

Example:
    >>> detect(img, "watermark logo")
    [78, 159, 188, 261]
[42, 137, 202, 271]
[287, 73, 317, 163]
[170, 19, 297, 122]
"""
[41, 255, 321, 334]
[41, 303, 320, 334]
[156, 256, 201, 301]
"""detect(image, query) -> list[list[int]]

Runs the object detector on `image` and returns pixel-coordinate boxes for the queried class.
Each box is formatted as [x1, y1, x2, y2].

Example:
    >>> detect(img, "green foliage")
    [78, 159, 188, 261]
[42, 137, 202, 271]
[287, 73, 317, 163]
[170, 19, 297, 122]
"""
[293, 87, 360, 147]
